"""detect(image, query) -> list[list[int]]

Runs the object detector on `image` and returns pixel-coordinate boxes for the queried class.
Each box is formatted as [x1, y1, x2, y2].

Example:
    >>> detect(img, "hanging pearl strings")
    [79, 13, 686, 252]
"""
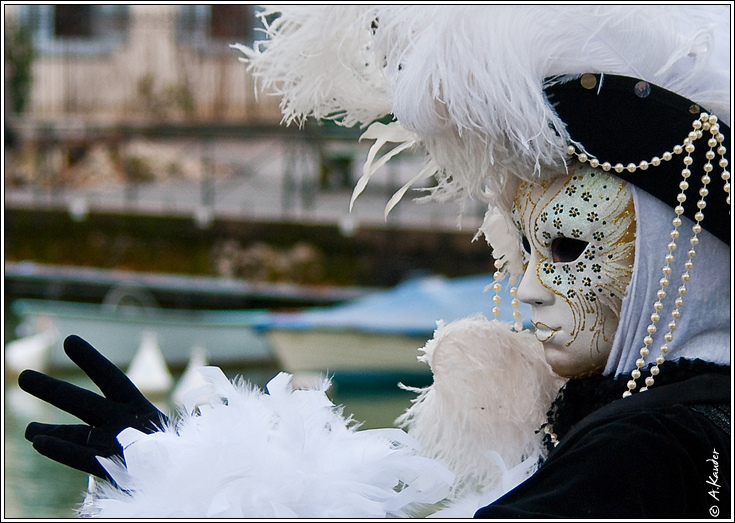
[568, 113, 729, 399]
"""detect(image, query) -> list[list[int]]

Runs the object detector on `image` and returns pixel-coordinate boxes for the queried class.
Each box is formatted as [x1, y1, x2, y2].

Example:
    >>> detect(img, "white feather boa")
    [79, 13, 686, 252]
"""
[78, 315, 563, 518]
[79, 370, 453, 518]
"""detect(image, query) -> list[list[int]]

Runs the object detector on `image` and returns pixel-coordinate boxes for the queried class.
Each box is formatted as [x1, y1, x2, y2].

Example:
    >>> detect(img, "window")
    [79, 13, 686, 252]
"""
[177, 5, 257, 51]
[21, 5, 129, 55]
[54, 5, 93, 37]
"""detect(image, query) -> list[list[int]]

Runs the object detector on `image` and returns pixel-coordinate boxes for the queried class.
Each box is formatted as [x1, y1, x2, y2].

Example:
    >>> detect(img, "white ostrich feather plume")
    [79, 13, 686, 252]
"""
[396, 315, 565, 502]
[238, 5, 730, 220]
[79, 369, 453, 518]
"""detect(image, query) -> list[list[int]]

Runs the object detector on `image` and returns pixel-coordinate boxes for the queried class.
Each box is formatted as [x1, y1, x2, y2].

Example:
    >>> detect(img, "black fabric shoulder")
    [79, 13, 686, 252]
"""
[541, 359, 730, 450]
[476, 388, 731, 519]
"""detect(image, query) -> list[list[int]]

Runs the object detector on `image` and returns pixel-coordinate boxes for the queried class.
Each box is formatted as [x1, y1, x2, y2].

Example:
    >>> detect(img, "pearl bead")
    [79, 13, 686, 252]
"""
[657, 290, 667, 300]
[673, 145, 683, 155]
[651, 157, 661, 166]
[650, 313, 660, 322]
[623, 391, 632, 398]
[655, 356, 665, 365]
[627, 380, 637, 390]
[614, 163, 624, 173]
[632, 369, 641, 379]
[640, 347, 650, 357]
[493, 282, 502, 293]
[720, 158, 729, 168]
[663, 152, 673, 161]
[645, 376, 655, 387]
[678, 286, 688, 296]
[627, 163, 636, 172]
[590, 158, 599, 168]
[660, 344, 669, 353]
[492, 307, 500, 317]
[671, 308, 681, 319]
[647, 324, 657, 334]
[602, 162, 611, 171]
[567, 145, 576, 155]
[636, 358, 646, 368]
[705, 150, 715, 160]
[668, 320, 677, 331]
[685, 143, 695, 154]
[674, 297, 684, 307]
[492, 295, 502, 305]
[664, 332, 674, 342]
[643, 335, 653, 346]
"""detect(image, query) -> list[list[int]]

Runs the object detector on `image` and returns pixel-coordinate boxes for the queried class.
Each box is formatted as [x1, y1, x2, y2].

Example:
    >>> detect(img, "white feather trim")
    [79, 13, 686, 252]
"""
[396, 315, 565, 501]
[79, 369, 454, 518]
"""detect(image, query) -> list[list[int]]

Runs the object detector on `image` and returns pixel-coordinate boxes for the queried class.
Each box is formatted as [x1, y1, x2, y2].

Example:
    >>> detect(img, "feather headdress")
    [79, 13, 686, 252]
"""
[238, 4, 730, 239]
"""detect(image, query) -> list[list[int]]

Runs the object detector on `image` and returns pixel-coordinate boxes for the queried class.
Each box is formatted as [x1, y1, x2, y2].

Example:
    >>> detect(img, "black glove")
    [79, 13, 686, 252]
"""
[18, 334, 169, 482]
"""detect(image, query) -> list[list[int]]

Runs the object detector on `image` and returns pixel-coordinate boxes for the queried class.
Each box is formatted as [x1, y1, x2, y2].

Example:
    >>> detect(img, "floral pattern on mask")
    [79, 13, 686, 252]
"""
[513, 167, 636, 356]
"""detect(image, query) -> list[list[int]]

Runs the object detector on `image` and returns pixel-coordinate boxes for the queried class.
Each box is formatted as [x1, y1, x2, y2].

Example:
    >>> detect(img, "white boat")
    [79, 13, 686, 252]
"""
[8, 299, 276, 373]
[258, 274, 531, 385]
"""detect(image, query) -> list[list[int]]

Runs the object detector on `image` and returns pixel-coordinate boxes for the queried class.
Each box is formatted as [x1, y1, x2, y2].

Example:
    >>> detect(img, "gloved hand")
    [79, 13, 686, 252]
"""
[18, 334, 169, 483]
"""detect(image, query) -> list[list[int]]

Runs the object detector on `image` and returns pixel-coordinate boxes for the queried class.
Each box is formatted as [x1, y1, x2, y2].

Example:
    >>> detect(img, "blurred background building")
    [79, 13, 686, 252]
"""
[5, 4, 492, 299]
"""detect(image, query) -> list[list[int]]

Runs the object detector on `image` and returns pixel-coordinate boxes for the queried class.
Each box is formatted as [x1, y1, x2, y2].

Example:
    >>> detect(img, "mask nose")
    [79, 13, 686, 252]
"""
[516, 253, 555, 306]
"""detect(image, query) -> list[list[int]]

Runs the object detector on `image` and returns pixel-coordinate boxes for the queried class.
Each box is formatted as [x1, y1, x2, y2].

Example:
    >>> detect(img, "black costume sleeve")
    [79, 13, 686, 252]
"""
[475, 404, 730, 519]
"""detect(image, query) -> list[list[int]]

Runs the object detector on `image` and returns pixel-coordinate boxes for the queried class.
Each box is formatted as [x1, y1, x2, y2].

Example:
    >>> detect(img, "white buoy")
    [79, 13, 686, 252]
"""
[4, 319, 59, 376]
[171, 346, 209, 407]
[126, 331, 173, 396]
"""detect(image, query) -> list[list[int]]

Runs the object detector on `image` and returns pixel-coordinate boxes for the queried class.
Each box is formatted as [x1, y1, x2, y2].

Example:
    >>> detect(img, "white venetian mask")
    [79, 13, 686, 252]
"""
[513, 167, 636, 377]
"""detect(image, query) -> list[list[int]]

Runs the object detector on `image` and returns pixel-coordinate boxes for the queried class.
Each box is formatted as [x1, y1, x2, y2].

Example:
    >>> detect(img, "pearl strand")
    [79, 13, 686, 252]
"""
[491, 259, 504, 320]
[565, 144, 686, 174]
[509, 275, 523, 332]
[621, 113, 725, 398]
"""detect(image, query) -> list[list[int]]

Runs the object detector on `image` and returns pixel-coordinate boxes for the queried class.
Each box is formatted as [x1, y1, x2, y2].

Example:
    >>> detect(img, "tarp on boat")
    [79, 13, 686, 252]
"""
[258, 274, 531, 335]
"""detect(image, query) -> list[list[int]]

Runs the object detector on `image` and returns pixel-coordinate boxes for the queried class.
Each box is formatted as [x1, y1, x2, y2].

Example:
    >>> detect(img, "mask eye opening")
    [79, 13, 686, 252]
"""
[551, 237, 589, 263]
[521, 234, 532, 254]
